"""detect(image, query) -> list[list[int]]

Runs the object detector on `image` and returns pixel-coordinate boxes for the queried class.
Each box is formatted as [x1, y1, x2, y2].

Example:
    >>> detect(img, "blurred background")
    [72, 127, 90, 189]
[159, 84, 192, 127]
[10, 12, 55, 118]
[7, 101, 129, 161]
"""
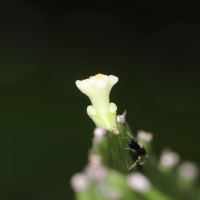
[0, 1, 200, 199]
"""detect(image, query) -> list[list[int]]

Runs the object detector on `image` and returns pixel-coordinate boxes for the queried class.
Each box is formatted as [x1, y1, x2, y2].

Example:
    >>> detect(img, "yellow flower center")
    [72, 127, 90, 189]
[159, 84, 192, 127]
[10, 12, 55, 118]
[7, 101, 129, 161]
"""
[95, 73, 103, 80]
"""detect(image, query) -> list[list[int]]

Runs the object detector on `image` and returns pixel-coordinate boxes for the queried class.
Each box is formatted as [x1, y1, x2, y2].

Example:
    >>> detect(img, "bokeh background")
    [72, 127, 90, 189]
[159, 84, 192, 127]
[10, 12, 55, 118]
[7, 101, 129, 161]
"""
[0, 1, 200, 199]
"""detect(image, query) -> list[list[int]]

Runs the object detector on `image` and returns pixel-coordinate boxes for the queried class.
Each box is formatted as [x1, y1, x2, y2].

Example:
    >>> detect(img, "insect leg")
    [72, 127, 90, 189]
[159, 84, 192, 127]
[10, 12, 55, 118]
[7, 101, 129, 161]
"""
[125, 147, 133, 151]
[129, 159, 140, 170]
[126, 131, 134, 139]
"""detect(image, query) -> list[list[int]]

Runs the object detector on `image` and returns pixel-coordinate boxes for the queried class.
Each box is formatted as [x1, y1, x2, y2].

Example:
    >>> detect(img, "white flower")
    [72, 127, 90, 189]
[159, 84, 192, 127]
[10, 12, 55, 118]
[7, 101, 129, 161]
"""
[75, 73, 119, 133]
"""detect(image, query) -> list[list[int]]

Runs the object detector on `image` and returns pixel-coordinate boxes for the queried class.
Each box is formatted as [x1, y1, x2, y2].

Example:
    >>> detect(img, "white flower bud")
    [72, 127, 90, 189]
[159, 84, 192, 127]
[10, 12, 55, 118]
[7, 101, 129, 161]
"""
[127, 172, 151, 193]
[70, 173, 89, 192]
[117, 111, 127, 124]
[93, 127, 106, 145]
[178, 161, 199, 181]
[159, 149, 180, 168]
[137, 130, 153, 143]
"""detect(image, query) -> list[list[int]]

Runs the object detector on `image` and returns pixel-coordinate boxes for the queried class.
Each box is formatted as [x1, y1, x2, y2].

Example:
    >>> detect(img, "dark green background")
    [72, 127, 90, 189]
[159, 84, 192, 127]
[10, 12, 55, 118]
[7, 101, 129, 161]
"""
[0, 2, 200, 200]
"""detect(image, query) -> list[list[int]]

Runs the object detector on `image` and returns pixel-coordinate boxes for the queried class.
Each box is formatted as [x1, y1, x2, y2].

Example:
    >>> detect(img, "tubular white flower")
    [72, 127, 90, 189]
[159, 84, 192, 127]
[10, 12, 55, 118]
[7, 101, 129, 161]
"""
[75, 73, 119, 133]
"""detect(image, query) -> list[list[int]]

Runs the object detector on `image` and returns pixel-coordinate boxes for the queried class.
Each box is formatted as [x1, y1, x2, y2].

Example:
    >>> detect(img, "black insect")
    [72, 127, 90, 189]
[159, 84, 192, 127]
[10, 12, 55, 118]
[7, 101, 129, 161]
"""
[125, 133, 148, 170]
